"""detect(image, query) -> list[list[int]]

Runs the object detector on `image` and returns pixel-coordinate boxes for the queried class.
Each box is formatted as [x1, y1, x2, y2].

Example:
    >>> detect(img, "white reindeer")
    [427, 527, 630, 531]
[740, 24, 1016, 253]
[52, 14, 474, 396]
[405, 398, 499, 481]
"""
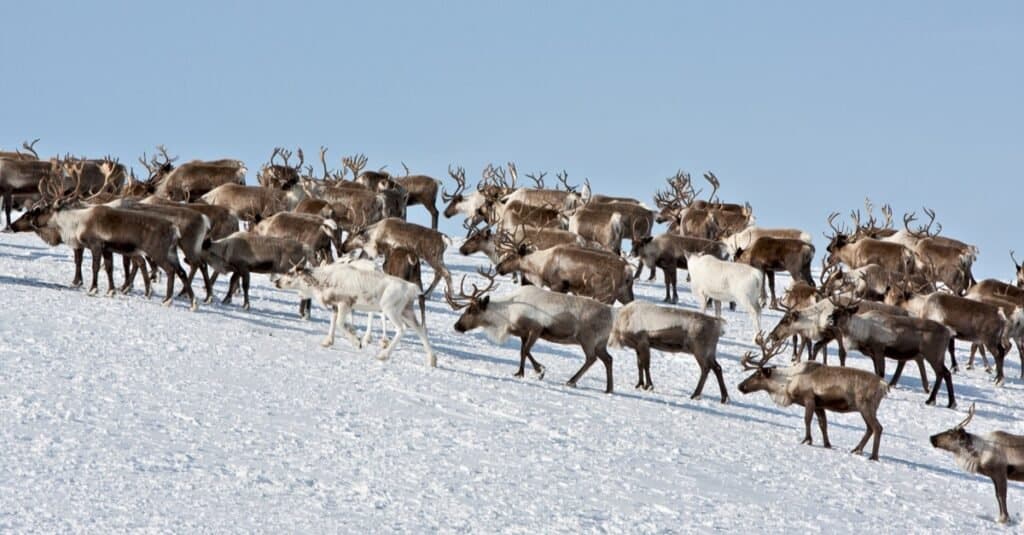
[273, 263, 436, 367]
[685, 252, 764, 334]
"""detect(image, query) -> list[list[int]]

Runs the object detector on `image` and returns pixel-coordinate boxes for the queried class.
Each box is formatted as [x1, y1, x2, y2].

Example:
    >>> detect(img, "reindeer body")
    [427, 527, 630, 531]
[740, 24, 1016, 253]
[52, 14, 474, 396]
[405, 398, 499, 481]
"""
[154, 161, 246, 202]
[686, 253, 763, 333]
[452, 285, 615, 392]
[203, 232, 312, 313]
[631, 234, 728, 303]
[200, 183, 302, 224]
[739, 360, 889, 460]
[274, 264, 435, 365]
[610, 302, 728, 401]
[496, 244, 634, 305]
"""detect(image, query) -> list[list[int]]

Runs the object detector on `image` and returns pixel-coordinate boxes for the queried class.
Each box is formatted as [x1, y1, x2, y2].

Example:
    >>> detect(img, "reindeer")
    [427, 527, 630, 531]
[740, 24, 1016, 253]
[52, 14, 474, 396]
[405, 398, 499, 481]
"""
[609, 301, 728, 401]
[930, 403, 1024, 524]
[252, 212, 338, 265]
[827, 300, 956, 407]
[882, 209, 978, 286]
[494, 233, 635, 305]
[11, 172, 197, 309]
[733, 236, 815, 308]
[720, 226, 811, 258]
[341, 218, 452, 300]
[963, 279, 1024, 375]
[392, 162, 441, 229]
[143, 146, 247, 201]
[738, 333, 889, 461]
[685, 252, 764, 334]
[256, 147, 303, 189]
[562, 207, 624, 253]
[459, 224, 590, 266]
[630, 233, 728, 303]
[344, 154, 409, 220]
[273, 263, 436, 366]
[0, 138, 39, 161]
[202, 232, 313, 315]
[887, 288, 1023, 385]
[382, 246, 426, 324]
[497, 164, 574, 211]
[447, 269, 616, 393]
[200, 181, 306, 225]
[441, 165, 495, 228]
[825, 212, 915, 275]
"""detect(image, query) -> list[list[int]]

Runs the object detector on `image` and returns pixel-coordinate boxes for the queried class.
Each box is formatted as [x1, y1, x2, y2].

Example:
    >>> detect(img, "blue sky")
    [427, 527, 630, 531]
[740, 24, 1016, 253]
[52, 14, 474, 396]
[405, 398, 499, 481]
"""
[3, 1, 1021, 278]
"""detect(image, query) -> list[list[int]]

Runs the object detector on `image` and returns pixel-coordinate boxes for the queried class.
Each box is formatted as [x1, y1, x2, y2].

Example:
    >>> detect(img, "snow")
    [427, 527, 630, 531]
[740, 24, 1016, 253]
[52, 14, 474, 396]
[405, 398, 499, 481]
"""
[2, 228, 1023, 532]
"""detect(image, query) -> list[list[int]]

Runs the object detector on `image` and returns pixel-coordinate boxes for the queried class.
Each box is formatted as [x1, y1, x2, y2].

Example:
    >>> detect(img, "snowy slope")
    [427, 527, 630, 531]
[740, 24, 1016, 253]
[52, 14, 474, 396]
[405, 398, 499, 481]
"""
[1, 228, 1022, 533]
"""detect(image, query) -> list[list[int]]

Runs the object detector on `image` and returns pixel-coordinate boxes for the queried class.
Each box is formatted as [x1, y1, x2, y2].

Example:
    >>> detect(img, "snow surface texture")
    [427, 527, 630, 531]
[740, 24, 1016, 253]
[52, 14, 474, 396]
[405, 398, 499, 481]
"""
[1, 229, 1022, 533]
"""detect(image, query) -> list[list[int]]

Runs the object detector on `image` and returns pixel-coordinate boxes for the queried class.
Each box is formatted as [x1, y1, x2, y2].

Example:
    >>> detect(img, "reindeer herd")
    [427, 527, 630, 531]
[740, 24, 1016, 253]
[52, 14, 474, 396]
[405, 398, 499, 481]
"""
[3, 139, 1024, 523]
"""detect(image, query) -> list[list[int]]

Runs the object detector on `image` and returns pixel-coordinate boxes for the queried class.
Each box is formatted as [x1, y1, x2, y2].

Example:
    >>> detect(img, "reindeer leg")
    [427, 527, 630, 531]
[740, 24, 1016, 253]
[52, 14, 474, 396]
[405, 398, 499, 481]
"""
[223, 273, 239, 305]
[161, 264, 176, 306]
[596, 345, 614, 394]
[138, 258, 152, 298]
[992, 471, 1010, 524]
[767, 271, 777, 308]
[692, 362, 712, 400]
[402, 306, 436, 367]
[322, 305, 341, 347]
[72, 247, 84, 287]
[992, 342, 1007, 387]
[378, 307, 406, 361]
[915, 357, 930, 394]
[636, 335, 652, 390]
[889, 360, 906, 387]
[241, 272, 251, 310]
[119, 255, 133, 293]
[88, 247, 102, 295]
[670, 268, 679, 304]
[801, 399, 815, 445]
[1, 191, 10, 231]
[661, 267, 671, 302]
[947, 338, 959, 374]
[566, 347, 599, 389]
[813, 408, 830, 448]
[198, 263, 214, 304]
[102, 250, 115, 296]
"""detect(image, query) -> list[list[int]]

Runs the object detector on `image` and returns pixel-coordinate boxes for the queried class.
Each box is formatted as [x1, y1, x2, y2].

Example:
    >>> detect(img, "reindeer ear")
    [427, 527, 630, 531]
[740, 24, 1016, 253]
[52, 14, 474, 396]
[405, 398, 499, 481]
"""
[480, 296, 490, 309]
[762, 368, 773, 378]
[639, 236, 652, 246]
[201, 238, 212, 250]
[518, 244, 527, 256]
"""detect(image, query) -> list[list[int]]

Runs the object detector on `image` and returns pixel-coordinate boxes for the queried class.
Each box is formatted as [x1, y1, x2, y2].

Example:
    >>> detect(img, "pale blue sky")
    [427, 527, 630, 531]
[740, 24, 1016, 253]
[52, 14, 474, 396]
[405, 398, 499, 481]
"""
[3, 1, 1021, 278]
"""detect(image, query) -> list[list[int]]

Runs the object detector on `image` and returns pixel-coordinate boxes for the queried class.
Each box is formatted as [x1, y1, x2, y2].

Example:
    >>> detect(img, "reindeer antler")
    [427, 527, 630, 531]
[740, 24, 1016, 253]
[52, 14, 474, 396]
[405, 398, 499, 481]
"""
[20, 138, 40, 159]
[1012, 250, 1021, 270]
[525, 171, 547, 189]
[442, 165, 467, 203]
[342, 153, 368, 178]
[703, 172, 720, 202]
[444, 267, 499, 310]
[741, 331, 786, 370]
[555, 170, 576, 192]
[955, 402, 976, 430]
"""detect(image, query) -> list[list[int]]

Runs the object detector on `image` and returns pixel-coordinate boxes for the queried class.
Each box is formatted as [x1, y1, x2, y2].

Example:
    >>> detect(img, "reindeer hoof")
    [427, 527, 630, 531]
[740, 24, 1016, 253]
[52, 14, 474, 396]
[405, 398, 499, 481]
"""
[203, 296, 214, 304]
[565, 381, 577, 389]
[428, 354, 437, 368]
[190, 300, 199, 312]
[320, 339, 333, 348]
[161, 299, 173, 307]
[513, 371, 525, 378]
[926, 399, 936, 406]
[242, 303, 250, 311]
[535, 366, 546, 380]
[87, 288, 98, 296]
[850, 447, 863, 455]
[995, 377, 1005, 387]
[689, 392, 701, 400]
[823, 442, 832, 449]
[720, 396, 729, 404]
[106, 289, 116, 297]
[376, 352, 389, 361]
[801, 438, 812, 445]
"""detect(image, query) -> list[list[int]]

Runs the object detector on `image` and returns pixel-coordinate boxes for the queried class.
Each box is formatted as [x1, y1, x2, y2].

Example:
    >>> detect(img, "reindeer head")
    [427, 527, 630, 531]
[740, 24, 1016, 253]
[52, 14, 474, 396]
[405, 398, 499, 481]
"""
[271, 264, 316, 295]
[340, 224, 377, 257]
[258, 147, 304, 189]
[11, 161, 82, 232]
[824, 212, 853, 256]
[446, 267, 500, 333]
[493, 228, 533, 275]
[929, 403, 975, 451]
[459, 223, 493, 256]
[737, 332, 788, 394]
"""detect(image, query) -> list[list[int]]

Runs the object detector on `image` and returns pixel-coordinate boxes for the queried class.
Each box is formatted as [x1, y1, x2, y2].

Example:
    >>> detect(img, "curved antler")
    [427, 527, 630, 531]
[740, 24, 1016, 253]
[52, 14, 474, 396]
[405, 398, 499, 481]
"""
[955, 402, 976, 430]
[443, 165, 466, 202]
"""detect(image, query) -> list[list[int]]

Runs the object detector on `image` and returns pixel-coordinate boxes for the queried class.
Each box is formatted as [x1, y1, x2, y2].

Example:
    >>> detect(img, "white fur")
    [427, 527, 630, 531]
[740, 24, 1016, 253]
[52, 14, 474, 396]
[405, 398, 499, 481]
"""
[274, 264, 435, 366]
[686, 253, 764, 335]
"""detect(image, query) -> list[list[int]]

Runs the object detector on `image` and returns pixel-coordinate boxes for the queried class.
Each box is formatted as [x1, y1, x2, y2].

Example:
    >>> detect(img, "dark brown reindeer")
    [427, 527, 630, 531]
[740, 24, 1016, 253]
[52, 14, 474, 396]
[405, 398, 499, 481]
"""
[0, 138, 40, 161]
[448, 268, 616, 393]
[381, 245, 427, 324]
[1, 144, 55, 229]
[609, 301, 728, 401]
[393, 162, 441, 230]
[256, 147, 303, 189]
[202, 232, 313, 315]
[738, 332, 890, 461]
[733, 236, 815, 308]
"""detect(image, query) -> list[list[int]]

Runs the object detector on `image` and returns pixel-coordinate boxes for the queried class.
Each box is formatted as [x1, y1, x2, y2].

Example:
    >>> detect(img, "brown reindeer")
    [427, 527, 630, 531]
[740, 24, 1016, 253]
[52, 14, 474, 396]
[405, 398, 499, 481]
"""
[1012, 250, 1024, 288]
[382, 245, 427, 324]
[494, 232, 635, 305]
[341, 218, 452, 299]
[738, 332, 889, 461]
[630, 233, 728, 303]
[143, 146, 246, 201]
[733, 236, 815, 308]
[256, 147, 303, 189]
[12, 172, 196, 309]
[825, 212, 915, 275]
[394, 162, 441, 230]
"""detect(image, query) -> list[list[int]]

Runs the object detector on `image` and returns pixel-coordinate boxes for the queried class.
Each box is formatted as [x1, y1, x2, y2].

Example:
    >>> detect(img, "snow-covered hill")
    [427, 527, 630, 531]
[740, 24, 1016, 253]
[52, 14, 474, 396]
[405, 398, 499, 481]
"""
[1, 229, 1021, 532]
